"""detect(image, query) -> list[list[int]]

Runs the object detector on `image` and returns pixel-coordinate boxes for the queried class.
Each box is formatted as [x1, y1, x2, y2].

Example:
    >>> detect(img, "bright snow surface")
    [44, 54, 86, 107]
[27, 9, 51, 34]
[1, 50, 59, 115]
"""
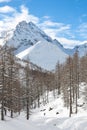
[0, 83, 87, 130]
[16, 41, 68, 70]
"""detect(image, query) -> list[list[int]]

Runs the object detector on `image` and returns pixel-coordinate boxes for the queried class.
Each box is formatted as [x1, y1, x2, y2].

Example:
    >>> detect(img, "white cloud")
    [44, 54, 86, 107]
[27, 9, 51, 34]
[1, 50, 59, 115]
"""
[56, 37, 81, 48]
[0, 0, 11, 2]
[39, 20, 87, 48]
[39, 20, 72, 39]
[56, 37, 87, 49]
[38, 20, 86, 48]
[0, 6, 15, 13]
[0, 5, 39, 33]
[77, 23, 87, 39]
[39, 20, 64, 27]
[42, 16, 51, 20]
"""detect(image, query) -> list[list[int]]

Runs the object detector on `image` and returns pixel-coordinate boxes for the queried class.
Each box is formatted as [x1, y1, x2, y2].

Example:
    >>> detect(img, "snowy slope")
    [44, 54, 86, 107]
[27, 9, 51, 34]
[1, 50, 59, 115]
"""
[0, 83, 87, 130]
[16, 40, 68, 70]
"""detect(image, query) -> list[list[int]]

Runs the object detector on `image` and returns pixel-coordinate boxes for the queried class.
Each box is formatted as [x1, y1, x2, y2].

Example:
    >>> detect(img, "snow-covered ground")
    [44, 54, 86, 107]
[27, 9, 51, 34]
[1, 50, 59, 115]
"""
[0, 84, 87, 130]
[1, 109, 87, 130]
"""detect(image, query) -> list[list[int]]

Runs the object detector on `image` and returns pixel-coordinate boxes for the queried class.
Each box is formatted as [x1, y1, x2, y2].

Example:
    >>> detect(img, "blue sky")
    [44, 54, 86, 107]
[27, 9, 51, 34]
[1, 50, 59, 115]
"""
[0, 0, 87, 48]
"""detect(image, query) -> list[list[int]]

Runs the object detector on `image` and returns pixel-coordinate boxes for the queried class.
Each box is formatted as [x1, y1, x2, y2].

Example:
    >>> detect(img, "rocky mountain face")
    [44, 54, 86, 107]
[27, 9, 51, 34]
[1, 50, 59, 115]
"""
[7, 21, 52, 54]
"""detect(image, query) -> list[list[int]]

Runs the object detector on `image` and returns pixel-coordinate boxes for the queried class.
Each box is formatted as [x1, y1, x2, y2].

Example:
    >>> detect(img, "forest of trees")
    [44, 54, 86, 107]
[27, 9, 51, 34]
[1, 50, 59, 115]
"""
[0, 45, 87, 120]
[0, 45, 55, 120]
[55, 50, 87, 117]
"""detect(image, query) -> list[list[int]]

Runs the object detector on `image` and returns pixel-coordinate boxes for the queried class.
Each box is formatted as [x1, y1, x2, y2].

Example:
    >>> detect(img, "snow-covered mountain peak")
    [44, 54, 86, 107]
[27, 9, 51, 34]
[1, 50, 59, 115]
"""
[28, 22, 53, 43]
[7, 21, 53, 54]
[16, 21, 52, 42]
[16, 21, 40, 32]
[16, 21, 28, 28]
[5, 20, 69, 70]
[28, 21, 40, 30]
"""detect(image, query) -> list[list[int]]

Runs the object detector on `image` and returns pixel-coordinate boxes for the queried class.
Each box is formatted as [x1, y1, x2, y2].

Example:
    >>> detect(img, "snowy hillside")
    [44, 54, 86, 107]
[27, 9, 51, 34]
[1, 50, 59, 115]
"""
[16, 41, 68, 70]
[0, 83, 87, 130]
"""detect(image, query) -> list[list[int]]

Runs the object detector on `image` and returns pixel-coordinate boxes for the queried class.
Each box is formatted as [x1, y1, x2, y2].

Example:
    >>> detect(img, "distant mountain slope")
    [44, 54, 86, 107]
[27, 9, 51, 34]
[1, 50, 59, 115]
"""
[73, 43, 87, 57]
